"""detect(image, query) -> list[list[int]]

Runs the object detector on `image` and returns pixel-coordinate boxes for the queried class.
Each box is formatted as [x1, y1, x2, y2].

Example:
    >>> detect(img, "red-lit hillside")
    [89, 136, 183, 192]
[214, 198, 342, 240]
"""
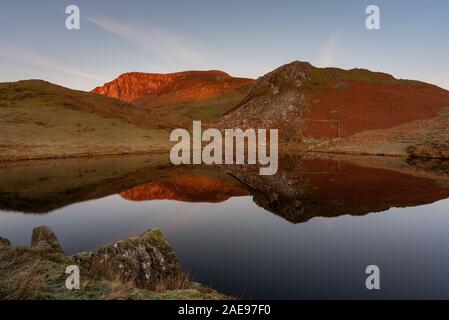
[92, 71, 254, 122]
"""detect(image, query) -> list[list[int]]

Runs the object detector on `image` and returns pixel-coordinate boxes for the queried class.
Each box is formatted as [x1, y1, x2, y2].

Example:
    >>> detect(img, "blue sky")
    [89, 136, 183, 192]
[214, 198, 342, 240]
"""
[1, 0, 448, 90]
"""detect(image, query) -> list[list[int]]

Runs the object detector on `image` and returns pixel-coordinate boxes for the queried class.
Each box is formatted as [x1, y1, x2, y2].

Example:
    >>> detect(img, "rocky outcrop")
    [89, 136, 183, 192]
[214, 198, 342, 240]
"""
[31, 226, 64, 253]
[218, 61, 314, 130]
[92, 70, 254, 113]
[73, 229, 185, 289]
[0, 226, 228, 300]
[216, 61, 449, 158]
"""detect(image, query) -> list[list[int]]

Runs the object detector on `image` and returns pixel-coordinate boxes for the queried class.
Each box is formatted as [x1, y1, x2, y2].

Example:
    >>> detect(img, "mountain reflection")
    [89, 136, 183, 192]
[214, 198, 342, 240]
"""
[1, 153, 449, 223]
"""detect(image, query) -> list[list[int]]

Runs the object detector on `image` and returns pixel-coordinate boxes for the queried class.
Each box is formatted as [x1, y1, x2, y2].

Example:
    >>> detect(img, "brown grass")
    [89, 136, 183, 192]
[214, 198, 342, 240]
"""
[86, 255, 191, 292]
[5, 258, 47, 300]
[151, 271, 191, 292]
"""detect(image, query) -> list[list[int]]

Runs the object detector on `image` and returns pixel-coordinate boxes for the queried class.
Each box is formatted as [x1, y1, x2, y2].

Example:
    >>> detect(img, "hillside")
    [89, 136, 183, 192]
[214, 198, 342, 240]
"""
[92, 70, 254, 122]
[216, 61, 449, 158]
[0, 80, 173, 161]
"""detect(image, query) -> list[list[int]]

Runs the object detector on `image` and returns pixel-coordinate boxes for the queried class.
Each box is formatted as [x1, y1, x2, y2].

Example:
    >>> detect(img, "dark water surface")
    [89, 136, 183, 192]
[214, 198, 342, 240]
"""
[2, 153, 449, 299]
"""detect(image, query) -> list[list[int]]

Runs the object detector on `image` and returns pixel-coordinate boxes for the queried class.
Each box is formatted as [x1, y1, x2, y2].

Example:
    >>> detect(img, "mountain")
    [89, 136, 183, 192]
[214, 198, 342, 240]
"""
[216, 61, 449, 158]
[0, 80, 173, 161]
[92, 70, 254, 122]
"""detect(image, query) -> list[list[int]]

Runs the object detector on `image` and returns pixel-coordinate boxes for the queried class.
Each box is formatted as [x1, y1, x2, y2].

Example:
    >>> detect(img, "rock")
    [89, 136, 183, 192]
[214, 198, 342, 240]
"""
[0, 237, 11, 247]
[73, 228, 185, 289]
[1, 227, 228, 300]
[31, 226, 64, 253]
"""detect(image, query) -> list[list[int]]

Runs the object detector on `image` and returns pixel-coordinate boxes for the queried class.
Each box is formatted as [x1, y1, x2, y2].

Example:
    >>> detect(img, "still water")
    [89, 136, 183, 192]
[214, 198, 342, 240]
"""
[1, 153, 449, 299]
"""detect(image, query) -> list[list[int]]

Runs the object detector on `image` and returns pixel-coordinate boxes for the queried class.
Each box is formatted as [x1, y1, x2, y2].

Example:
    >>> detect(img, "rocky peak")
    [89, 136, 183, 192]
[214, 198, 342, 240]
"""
[241, 61, 313, 103]
[217, 59, 449, 157]
[216, 61, 314, 130]
[92, 70, 253, 105]
[92, 72, 178, 102]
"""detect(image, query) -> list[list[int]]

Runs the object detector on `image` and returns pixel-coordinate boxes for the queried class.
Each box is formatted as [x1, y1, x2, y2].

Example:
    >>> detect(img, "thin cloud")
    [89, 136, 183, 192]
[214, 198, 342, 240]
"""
[0, 42, 107, 82]
[86, 17, 209, 70]
[320, 36, 338, 67]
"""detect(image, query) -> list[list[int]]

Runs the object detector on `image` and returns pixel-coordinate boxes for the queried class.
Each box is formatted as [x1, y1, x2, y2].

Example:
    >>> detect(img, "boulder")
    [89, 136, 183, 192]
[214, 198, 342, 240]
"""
[73, 228, 185, 289]
[31, 226, 64, 253]
[0, 237, 10, 247]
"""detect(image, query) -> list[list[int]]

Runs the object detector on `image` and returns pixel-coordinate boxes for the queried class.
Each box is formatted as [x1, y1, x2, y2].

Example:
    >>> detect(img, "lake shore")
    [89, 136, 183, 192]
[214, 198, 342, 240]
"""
[0, 225, 229, 300]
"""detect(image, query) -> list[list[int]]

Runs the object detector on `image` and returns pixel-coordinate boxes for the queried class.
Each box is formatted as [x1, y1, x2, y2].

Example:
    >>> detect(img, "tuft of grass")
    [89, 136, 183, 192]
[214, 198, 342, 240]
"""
[151, 271, 191, 292]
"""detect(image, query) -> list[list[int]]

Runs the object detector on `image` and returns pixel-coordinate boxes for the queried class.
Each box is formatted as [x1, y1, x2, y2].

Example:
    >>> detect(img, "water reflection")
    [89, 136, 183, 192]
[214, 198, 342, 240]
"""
[2, 153, 449, 298]
[2, 153, 449, 223]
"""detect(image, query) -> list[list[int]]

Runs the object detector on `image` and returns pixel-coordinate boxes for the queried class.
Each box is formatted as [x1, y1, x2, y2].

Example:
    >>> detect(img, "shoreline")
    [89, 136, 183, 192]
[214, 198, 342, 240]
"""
[0, 226, 230, 300]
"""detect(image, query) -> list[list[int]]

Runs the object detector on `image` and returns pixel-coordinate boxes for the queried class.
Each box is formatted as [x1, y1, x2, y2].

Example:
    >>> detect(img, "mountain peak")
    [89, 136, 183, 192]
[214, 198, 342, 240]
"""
[92, 70, 254, 121]
[217, 60, 449, 158]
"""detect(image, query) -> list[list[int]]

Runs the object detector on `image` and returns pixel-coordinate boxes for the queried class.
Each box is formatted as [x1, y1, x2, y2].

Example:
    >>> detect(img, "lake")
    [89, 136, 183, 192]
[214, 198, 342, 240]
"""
[1, 153, 449, 299]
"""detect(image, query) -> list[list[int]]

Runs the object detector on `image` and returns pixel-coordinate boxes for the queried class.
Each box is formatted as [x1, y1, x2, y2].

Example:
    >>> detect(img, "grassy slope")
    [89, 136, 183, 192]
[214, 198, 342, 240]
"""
[143, 88, 252, 122]
[302, 68, 449, 157]
[0, 80, 173, 161]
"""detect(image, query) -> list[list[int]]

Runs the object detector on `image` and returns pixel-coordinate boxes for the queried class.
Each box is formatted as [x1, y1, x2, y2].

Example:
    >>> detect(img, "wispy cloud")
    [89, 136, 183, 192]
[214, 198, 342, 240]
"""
[0, 42, 107, 82]
[320, 35, 338, 67]
[86, 17, 210, 71]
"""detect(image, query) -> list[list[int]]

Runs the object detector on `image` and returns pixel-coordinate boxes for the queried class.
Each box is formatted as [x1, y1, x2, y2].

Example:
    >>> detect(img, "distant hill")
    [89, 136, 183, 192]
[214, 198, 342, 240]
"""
[92, 70, 254, 122]
[216, 61, 449, 158]
[5, 61, 449, 162]
[0, 80, 172, 161]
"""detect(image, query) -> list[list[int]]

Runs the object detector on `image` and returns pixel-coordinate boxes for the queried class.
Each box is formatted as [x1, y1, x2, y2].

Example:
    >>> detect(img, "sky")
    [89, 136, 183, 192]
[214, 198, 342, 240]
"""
[1, 0, 448, 91]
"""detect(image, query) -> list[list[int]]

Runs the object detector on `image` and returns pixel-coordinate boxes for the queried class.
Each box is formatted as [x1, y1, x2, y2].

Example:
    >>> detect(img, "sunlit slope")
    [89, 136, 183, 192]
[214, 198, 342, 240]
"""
[0, 80, 172, 160]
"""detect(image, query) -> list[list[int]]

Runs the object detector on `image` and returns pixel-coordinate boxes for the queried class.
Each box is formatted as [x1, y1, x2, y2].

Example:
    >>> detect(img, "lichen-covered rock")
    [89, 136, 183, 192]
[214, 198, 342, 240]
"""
[0, 226, 228, 300]
[31, 226, 64, 253]
[0, 237, 11, 247]
[73, 228, 185, 289]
